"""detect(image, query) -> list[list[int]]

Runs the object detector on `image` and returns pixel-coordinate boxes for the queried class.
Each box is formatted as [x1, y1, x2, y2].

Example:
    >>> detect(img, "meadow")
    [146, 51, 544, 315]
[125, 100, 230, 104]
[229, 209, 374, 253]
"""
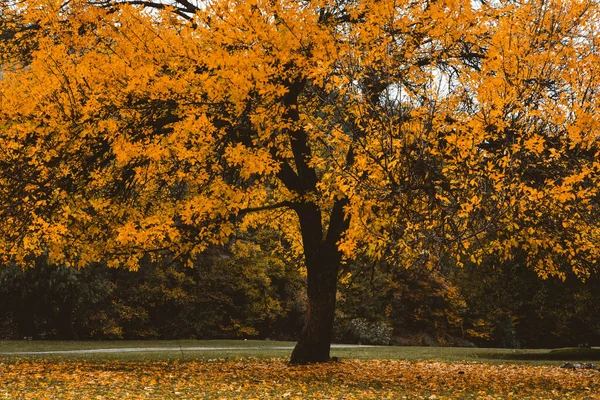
[1, 341, 599, 399]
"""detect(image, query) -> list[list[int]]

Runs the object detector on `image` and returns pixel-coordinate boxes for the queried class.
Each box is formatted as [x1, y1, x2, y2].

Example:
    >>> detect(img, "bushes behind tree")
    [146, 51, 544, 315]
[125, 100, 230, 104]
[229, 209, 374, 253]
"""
[1, 236, 599, 347]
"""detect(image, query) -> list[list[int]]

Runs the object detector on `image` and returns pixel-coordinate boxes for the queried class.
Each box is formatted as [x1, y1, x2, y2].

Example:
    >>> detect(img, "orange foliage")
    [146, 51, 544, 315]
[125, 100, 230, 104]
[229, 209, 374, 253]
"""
[1, 358, 599, 399]
[0, 0, 599, 278]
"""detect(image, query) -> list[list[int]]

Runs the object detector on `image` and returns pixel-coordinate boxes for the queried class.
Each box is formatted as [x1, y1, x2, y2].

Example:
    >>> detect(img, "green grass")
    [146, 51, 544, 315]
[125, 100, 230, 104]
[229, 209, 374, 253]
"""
[1, 340, 599, 364]
[333, 345, 600, 365]
[0, 339, 296, 362]
[0, 338, 294, 352]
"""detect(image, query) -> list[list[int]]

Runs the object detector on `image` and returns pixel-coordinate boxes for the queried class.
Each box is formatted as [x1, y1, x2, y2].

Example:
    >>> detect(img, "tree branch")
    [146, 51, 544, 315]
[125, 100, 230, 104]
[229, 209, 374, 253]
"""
[236, 201, 295, 217]
[105, 1, 197, 20]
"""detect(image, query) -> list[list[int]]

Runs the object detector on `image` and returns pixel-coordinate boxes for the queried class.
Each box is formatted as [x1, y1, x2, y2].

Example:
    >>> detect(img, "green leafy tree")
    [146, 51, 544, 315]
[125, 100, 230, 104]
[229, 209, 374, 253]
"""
[0, 260, 112, 339]
[454, 252, 600, 348]
[336, 256, 467, 346]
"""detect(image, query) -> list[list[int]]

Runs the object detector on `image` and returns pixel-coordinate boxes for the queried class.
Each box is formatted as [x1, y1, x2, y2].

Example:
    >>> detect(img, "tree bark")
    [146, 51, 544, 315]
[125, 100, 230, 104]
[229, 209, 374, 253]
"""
[290, 242, 340, 364]
[289, 199, 348, 364]
[276, 75, 351, 364]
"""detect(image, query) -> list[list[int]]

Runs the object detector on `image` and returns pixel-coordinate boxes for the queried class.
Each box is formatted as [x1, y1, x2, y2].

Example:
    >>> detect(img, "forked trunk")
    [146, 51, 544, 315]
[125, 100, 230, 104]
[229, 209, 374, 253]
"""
[287, 191, 348, 364]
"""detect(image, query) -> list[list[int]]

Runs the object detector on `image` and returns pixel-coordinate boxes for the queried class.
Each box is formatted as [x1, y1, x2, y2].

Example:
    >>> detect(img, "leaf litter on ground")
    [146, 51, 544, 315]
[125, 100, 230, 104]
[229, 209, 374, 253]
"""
[1, 358, 599, 399]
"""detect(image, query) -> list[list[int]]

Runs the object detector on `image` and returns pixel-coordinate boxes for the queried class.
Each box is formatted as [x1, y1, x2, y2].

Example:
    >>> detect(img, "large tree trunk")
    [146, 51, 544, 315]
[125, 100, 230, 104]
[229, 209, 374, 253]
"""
[290, 244, 340, 364]
[289, 199, 348, 364]
[277, 76, 350, 364]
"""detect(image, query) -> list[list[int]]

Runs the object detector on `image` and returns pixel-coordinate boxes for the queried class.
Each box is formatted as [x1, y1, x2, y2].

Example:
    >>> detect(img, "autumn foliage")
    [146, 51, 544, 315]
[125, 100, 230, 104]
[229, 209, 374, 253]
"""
[2, 358, 600, 399]
[1, 0, 600, 362]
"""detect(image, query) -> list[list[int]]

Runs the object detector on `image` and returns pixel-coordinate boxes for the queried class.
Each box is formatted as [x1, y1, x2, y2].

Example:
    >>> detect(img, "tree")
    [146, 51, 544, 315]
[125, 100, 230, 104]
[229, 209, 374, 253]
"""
[452, 249, 600, 348]
[1, 0, 599, 363]
[0, 259, 110, 339]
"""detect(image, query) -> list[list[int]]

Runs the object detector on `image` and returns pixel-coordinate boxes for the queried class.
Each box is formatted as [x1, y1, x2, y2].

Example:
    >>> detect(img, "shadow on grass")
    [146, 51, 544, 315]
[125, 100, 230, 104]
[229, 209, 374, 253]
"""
[478, 347, 600, 362]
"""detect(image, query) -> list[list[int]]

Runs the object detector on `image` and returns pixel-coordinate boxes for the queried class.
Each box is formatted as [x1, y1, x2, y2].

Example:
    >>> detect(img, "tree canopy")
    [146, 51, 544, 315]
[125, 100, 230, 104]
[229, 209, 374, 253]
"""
[1, 0, 599, 363]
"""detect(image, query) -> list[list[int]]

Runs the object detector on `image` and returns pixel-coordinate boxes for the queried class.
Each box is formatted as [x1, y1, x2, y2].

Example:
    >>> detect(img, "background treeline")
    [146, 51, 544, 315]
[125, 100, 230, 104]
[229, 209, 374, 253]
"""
[1, 230, 599, 348]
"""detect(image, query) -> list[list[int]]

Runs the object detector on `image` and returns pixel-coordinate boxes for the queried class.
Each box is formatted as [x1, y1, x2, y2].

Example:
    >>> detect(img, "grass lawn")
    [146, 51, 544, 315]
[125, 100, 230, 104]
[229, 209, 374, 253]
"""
[1, 341, 600, 398]
[2, 339, 600, 363]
